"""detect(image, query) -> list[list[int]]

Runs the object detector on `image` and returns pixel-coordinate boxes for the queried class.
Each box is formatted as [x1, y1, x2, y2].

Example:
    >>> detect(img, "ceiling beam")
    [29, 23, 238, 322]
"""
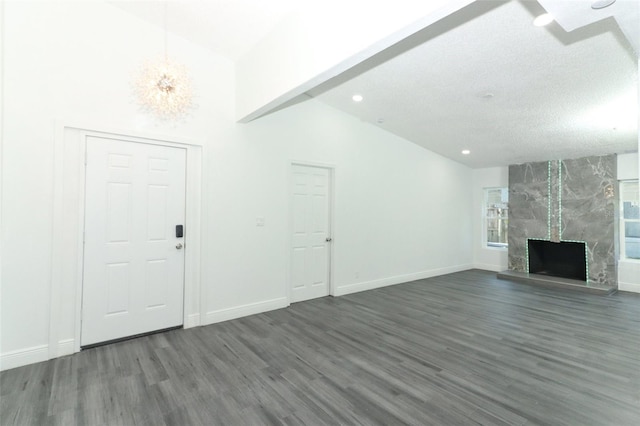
[235, 0, 474, 123]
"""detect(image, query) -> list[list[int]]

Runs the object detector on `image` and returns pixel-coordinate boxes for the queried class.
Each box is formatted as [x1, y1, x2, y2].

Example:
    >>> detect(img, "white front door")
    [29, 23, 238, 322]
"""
[290, 164, 332, 303]
[81, 136, 186, 346]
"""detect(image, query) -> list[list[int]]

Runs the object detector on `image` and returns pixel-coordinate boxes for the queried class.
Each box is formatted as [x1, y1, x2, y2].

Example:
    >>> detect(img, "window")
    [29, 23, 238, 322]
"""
[485, 187, 508, 248]
[621, 180, 640, 260]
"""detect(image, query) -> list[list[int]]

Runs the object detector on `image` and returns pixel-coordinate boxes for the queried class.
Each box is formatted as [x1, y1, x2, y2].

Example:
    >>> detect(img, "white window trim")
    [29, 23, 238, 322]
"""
[483, 187, 508, 249]
[620, 179, 640, 261]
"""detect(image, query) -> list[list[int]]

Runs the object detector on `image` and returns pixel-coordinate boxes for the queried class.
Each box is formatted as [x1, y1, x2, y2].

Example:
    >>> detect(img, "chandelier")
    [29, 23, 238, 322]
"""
[134, 3, 193, 121]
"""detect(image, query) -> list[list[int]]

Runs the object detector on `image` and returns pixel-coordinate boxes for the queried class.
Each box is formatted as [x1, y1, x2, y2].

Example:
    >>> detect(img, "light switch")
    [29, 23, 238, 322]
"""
[256, 217, 265, 227]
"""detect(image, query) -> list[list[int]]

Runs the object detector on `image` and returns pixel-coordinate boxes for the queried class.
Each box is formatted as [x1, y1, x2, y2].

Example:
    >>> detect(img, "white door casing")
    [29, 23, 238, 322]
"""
[81, 136, 186, 346]
[290, 164, 332, 303]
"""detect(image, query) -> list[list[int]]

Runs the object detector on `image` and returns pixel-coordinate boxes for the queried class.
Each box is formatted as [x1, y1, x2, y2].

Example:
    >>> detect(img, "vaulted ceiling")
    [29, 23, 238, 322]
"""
[110, 0, 638, 168]
[109, 0, 301, 60]
[309, 0, 638, 168]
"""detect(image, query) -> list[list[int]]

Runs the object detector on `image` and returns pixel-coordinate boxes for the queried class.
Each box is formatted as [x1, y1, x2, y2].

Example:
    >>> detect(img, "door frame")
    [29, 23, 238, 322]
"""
[50, 122, 203, 358]
[286, 161, 336, 304]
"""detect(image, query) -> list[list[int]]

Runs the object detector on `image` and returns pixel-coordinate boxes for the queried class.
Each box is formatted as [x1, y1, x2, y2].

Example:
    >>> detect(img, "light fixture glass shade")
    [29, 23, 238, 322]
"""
[134, 57, 193, 121]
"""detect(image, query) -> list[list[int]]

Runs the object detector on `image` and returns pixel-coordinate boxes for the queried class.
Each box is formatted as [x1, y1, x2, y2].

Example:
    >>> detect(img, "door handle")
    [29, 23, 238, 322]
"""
[326, 237, 332, 242]
[176, 243, 183, 250]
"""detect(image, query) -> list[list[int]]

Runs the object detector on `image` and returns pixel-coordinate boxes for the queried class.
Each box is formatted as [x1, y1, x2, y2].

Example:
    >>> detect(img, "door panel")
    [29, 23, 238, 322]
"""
[81, 136, 186, 346]
[106, 262, 130, 315]
[290, 165, 331, 302]
[106, 182, 132, 242]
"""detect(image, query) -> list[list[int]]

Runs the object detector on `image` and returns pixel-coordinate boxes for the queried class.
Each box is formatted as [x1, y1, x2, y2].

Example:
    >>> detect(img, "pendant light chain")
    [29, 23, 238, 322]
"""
[163, 1, 168, 61]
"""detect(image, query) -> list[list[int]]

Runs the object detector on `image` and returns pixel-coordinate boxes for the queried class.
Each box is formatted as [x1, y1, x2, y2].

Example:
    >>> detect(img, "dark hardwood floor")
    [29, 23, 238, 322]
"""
[2, 269, 640, 425]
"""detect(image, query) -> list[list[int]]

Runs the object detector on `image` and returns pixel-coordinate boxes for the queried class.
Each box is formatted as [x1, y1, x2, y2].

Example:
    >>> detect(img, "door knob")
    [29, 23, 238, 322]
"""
[176, 243, 183, 250]
[326, 237, 332, 242]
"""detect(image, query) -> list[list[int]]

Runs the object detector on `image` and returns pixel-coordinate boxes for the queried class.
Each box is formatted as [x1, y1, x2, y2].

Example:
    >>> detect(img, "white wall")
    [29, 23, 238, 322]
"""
[1, 1, 473, 370]
[235, 0, 474, 121]
[232, 102, 473, 303]
[471, 167, 509, 272]
[618, 152, 638, 180]
[1, 0, 235, 370]
[617, 152, 640, 293]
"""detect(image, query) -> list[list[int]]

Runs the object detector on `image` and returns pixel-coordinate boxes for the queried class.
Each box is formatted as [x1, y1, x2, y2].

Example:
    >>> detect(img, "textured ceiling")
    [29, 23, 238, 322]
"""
[538, 0, 639, 54]
[108, 0, 301, 60]
[310, 0, 638, 168]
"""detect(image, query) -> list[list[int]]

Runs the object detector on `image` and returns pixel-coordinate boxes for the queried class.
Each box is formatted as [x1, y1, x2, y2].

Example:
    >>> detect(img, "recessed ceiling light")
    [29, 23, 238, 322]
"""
[352, 94, 363, 102]
[533, 13, 554, 27]
[462, 150, 471, 155]
[592, 0, 616, 10]
[376, 118, 385, 124]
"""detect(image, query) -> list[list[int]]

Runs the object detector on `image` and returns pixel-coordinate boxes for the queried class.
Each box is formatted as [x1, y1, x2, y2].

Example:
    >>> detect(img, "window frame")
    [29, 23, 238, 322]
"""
[620, 179, 640, 261]
[483, 187, 508, 249]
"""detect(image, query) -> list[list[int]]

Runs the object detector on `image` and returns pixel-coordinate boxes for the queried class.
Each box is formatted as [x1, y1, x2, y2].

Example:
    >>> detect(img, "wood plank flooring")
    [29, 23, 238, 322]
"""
[2, 269, 640, 425]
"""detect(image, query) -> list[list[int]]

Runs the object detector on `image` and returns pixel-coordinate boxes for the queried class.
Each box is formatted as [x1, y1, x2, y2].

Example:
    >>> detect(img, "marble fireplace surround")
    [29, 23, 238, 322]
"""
[507, 155, 618, 289]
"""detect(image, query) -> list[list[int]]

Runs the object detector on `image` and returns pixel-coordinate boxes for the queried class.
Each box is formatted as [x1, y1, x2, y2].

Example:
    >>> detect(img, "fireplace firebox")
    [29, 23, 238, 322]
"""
[527, 240, 587, 281]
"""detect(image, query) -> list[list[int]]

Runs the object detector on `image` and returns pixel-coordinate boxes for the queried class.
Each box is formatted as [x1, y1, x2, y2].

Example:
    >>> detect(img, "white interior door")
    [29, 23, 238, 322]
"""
[290, 164, 332, 303]
[81, 136, 186, 346]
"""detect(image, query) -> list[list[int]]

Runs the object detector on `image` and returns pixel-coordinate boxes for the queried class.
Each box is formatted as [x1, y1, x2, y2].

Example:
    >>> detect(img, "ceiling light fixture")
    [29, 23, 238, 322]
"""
[462, 150, 471, 155]
[533, 13, 554, 27]
[134, 2, 194, 121]
[591, 0, 616, 10]
[352, 94, 363, 102]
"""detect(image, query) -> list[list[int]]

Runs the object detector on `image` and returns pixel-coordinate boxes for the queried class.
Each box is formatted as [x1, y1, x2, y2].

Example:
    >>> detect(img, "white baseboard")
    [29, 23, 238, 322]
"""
[472, 263, 507, 272]
[0, 344, 48, 372]
[57, 339, 75, 357]
[0, 338, 78, 372]
[204, 297, 289, 325]
[618, 260, 640, 293]
[334, 264, 473, 296]
[185, 313, 201, 328]
[619, 281, 640, 293]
